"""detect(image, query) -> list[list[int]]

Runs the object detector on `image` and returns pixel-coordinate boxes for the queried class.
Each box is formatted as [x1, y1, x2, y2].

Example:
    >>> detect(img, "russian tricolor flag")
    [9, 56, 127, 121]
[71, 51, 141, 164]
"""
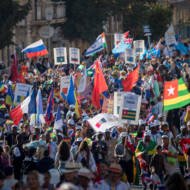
[22, 39, 48, 58]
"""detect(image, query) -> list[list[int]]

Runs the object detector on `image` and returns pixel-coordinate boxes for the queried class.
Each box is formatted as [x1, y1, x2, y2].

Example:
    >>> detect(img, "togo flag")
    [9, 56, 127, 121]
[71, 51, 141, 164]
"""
[85, 33, 107, 57]
[164, 78, 190, 111]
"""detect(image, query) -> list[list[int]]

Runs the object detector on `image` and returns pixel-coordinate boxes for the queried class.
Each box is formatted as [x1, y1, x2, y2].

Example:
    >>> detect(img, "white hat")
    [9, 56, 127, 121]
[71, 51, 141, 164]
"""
[187, 121, 190, 126]
[139, 119, 146, 126]
[119, 132, 127, 138]
[60, 162, 81, 174]
[78, 168, 94, 179]
[67, 119, 75, 126]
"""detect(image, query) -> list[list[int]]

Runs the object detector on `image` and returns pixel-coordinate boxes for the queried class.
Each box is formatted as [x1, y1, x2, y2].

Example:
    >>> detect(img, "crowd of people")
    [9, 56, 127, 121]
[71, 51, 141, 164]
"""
[0, 36, 189, 190]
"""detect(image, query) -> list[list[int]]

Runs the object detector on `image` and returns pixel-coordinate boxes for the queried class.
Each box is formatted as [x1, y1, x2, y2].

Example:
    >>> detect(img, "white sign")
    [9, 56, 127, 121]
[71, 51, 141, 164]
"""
[88, 113, 123, 133]
[119, 92, 141, 125]
[133, 40, 145, 56]
[14, 83, 32, 104]
[69, 48, 80, 64]
[60, 76, 70, 96]
[114, 92, 126, 117]
[125, 48, 135, 65]
[114, 33, 123, 47]
[165, 24, 177, 47]
[54, 47, 67, 65]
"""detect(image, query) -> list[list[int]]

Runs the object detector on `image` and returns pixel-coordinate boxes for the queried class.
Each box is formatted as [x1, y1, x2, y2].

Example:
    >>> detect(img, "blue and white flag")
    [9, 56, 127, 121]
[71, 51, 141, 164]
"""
[36, 89, 45, 125]
[54, 105, 63, 131]
[85, 33, 107, 57]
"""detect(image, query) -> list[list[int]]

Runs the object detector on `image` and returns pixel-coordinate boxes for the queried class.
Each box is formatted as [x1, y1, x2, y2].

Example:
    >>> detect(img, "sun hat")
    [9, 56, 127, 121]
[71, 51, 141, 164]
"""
[78, 167, 94, 179]
[108, 163, 122, 174]
[60, 162, 82, 174]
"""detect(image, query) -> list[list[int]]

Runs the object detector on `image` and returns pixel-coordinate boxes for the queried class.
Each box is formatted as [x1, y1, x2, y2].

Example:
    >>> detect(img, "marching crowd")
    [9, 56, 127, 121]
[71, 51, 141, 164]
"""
[0, 37, 190, 190]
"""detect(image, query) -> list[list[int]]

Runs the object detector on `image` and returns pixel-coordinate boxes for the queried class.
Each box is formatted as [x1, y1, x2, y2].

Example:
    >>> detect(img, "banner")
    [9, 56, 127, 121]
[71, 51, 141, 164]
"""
[119, 92, 141, 125]
[69, 48, 80, 64]
[133, 40, 145, 56]
[60, 76, 70, 95]
[87, 113, 123, 132]
[165, 24, 177, 47]
[125, 48, 135, 65]
[102, 95, 114, 114]
[53, 47, 67, 65]
[114, 33, 123, 47]
[14, 83, 32, 104]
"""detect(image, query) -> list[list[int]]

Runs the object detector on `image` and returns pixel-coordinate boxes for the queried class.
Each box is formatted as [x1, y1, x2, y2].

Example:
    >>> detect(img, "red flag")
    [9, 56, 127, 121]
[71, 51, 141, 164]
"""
[123, 31, 129, 39]
[10, 55, 18, 82]
[122, 65, 139, 91]
[92, 60, 108, 109]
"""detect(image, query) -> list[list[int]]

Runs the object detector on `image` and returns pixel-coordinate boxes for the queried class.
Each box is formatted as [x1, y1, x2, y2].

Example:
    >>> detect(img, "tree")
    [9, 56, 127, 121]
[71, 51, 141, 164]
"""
[52, 0, 172, 42]
[0, 0, 31, 49]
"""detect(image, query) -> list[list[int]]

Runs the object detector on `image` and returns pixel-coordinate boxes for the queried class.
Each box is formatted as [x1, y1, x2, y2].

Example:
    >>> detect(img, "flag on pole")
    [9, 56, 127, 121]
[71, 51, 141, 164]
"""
[163, 78, 190, 111]
[45, 89, 54, 125]
[92, 59, 108, 109]
[36, 89, 45, 125]
[122, 65, 140, 91]
[54, 105, 63, 131]
[5, 85, 14, 106]
[22, 39, 48, 58]
[85, 33, 107, 57]
[77, 67, 87, 93]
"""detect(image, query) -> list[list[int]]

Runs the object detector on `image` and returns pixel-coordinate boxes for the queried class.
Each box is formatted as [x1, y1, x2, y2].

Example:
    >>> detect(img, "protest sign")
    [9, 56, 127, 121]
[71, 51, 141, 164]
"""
[114, 92, 126, 117]
[119, 92, 141, 125]
[54, 47, 67, 65]
[14, 83, 32, 104]
[133, 40, 145, 56]
[165, 24, 177, 47]
[125, 48, 135, 65]
[114, 33, 123, 47]
[60, 76, 70, 95]
[102, 95, 114, 114]
[88, 113, 123, 133]
[69, 48, 80, 64]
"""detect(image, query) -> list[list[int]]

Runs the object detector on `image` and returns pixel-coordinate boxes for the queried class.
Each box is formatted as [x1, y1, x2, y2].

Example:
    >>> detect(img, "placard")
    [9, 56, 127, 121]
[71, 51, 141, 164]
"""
[102, 95, 114, 114]
[165, 25, 177, 47]
[114, 92, 126, 117]
[60, 76, 70, 95]
[69, 47, 80, 64]
[54, 47, 67, 65]
[114, 33, 123, 46]
[119, 92, 141, 125]
[14, 83, 32, 104]
[125, 48, 135, 65]
[133, 40, 145, 56]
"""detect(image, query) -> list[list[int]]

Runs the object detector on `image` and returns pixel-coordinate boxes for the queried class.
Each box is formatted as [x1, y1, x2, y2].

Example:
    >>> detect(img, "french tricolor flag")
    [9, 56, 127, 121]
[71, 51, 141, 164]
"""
[22, 39, 48, 58]
[10, 96, 32, 125]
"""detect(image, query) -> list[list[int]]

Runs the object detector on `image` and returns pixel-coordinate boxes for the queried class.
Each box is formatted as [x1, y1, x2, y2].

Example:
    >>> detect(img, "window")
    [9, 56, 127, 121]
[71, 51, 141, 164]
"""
[56, 4, 65, 18]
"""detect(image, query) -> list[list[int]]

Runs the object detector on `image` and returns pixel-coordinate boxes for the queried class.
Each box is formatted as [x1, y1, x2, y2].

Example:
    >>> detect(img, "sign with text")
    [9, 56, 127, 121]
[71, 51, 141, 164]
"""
[133, 40, 145, 56]
[60, 76, 70, 95]
[14, 83, 32, 104]
[54, 47, 67, 65]
[69, 47, 80, 64]
[119, 92, 141, 125]
[125, 48, 135, 65]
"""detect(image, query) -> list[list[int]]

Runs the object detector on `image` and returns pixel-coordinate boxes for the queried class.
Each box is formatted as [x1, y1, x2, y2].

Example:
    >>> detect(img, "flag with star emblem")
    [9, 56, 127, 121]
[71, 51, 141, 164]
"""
[164, 78, 190, 111]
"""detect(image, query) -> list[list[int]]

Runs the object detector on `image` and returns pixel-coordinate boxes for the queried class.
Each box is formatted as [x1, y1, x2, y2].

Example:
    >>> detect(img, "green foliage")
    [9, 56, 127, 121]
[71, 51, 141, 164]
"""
[0, 0, 31, 49]
[52, 0, 172, 42]
[122, 2, 172, 40]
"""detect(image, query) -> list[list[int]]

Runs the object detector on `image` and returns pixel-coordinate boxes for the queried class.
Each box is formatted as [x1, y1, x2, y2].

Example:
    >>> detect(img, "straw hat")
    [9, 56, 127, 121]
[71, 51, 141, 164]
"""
[78, 167, 94, 179]
[108, 163, 122, 174]
[60, 162, 81, 174]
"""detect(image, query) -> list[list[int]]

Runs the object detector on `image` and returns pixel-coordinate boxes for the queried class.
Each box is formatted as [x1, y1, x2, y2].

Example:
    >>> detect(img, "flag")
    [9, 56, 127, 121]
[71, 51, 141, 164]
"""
[77, 67, 87, 93]
[54, 105, 63, 131]
[122, 65, 139, 91]
[5, 85, 14, 106]
[36, 89, 45, 125]
[28, 88, 37, 114]
[45, 89, 54, 125]
[67, 76, 76, 105]
[85, 33, 107, 57]
[92, 60, 108, 109]
[10, 96, 31, 125]
[10, 55, 18, 82]
[163, 78, 190, 111]
[22, 39, 48, 58]
[66, 76, 80, 116]
[112, 39, 132, 54]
